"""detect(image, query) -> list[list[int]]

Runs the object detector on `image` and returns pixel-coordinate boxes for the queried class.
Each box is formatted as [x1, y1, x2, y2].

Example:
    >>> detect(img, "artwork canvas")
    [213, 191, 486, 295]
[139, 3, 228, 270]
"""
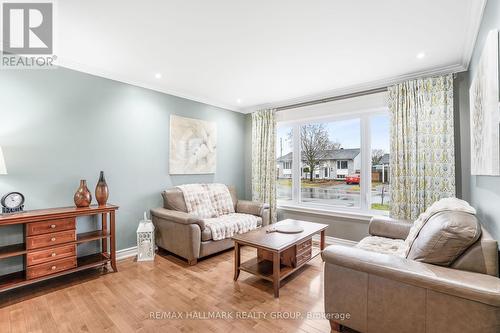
[169, 115, 217, 174]
[470, 29, 500, 176]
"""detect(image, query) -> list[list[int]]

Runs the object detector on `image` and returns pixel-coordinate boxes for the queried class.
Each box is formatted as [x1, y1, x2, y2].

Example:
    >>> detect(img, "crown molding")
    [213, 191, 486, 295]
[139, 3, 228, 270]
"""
[243, 62, 466, 113]
[243, 1, 487, 114]
[8, 0, 485, 117]
[54, 57, 245, 113]
[460, 0, 488, 70]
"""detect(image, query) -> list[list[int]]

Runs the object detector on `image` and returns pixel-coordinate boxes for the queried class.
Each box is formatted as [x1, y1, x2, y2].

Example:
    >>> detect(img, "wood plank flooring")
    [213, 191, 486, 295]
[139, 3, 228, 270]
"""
[0, 246, 341, 333]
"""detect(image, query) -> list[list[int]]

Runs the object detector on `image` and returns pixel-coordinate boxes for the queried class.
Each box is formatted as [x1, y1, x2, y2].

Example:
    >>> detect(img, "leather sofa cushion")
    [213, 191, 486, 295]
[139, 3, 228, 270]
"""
[407, 211, 481, 266]
[201, 215, 262, 241]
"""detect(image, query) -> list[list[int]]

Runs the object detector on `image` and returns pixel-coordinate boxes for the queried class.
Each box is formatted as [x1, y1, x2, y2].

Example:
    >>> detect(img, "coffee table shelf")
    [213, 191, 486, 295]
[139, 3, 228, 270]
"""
[239, 248, 321, 282]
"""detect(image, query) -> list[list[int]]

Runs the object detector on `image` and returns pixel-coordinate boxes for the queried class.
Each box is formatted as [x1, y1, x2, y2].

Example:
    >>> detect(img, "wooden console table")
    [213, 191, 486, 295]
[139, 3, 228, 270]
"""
[0, 204, 118, 292]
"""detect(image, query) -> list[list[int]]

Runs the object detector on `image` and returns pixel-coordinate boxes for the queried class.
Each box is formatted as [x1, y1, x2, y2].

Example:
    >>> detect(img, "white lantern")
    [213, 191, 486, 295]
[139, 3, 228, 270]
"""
[136, 211, 155, 261]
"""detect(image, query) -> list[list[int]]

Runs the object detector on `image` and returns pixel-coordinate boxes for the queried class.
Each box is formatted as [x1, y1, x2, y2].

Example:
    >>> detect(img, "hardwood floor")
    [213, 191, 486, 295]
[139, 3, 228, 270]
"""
[0, 246, 341, 333]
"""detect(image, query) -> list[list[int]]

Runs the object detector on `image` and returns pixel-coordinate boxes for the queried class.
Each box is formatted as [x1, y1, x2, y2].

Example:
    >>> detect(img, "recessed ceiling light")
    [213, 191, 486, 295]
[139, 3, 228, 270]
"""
[416, 52, 426, 59]
[155, 73, 162, 79]
[237, 99, 242, 104]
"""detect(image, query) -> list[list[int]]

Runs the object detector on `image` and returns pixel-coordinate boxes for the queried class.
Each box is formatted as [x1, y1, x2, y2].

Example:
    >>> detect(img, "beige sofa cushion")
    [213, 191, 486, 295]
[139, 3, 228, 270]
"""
[163, 188, 188, 212]
[356, 236, 404, 255]
[407, 211, 481, 266]
[202, 214, 263, 241]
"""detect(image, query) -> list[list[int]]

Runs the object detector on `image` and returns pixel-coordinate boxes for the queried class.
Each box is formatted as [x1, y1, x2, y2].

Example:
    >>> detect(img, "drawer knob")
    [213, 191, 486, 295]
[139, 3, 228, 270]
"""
[51, 237, 56, 242]
[51, 253, 56, 257]
[50, 224, 56, 229]
[51, 266, 57, 270]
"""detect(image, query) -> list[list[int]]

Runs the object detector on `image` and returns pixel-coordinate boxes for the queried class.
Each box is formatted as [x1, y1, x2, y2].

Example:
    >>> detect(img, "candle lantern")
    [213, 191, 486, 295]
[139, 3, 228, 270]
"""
[136, 212, 155, 261]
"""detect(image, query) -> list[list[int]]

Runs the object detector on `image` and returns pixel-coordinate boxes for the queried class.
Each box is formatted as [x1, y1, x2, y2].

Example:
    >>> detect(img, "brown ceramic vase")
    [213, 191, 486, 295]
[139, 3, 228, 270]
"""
[95, 171, 109, 206]
[74, 179, 92, 208]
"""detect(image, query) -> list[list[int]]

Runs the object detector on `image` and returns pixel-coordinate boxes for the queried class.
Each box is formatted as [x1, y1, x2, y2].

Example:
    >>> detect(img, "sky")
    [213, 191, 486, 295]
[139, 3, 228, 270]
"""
[276, 114, 390, 157]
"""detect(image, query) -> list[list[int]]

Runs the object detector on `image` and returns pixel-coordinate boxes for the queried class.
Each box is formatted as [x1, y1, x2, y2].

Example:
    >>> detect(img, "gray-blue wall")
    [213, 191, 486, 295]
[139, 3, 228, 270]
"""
[0, 67, 247, 273]
[459, 0, 500, 242]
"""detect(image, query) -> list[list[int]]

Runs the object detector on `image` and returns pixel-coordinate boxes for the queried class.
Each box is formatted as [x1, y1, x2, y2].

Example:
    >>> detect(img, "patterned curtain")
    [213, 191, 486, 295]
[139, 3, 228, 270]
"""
[252, 109, 277, 224]
[388, 74, 455, 220]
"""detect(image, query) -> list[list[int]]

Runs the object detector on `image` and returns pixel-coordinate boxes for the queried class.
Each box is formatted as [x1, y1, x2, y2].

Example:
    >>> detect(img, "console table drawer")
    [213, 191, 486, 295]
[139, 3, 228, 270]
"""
[27, 218, 76, 236]
[26, 256, 77, 280]
[26, 230, 76, 250]
[27, 244, 76, 266]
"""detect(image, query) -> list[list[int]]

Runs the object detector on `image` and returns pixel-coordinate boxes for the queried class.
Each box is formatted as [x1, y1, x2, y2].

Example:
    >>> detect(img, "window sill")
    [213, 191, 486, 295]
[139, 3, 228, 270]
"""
[277, 203, 387, 222]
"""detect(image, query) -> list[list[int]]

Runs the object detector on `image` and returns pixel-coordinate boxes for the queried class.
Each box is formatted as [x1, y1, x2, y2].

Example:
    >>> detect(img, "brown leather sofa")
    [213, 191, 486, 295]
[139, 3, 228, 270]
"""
[151, 186, 269, 265]
[322, 215, 500, 333]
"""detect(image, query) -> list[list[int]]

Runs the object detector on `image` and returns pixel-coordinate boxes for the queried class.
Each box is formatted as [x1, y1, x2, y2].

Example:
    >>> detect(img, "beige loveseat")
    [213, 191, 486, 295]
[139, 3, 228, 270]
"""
[151, 186, 269, 265]
[322, 214, 500, 333]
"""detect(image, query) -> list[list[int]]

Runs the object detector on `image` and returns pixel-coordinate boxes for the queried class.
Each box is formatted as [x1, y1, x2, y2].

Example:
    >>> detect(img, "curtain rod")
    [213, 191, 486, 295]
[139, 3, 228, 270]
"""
[274, 71, 459, 112]
[275, 86, 388, 112]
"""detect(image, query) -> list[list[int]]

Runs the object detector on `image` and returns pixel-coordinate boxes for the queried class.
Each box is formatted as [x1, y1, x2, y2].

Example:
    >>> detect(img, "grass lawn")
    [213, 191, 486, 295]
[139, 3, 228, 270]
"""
[277, 178, 292, 186]
[371, 203, 390, 211]
[300, 179, 345, 187]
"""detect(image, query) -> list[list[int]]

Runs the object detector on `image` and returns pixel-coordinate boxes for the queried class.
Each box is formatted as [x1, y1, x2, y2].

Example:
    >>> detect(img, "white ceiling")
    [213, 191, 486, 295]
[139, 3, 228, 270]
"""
[55, 0, 486, 112]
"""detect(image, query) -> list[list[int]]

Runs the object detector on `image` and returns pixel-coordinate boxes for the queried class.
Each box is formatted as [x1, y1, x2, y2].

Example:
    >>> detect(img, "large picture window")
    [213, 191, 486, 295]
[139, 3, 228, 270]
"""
[300, 119, 361, 208]
[276, 110, 390, 214]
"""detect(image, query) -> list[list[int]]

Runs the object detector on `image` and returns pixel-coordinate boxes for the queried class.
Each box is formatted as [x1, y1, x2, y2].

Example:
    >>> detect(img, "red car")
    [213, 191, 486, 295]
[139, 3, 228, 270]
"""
[346, 174, 360, 185]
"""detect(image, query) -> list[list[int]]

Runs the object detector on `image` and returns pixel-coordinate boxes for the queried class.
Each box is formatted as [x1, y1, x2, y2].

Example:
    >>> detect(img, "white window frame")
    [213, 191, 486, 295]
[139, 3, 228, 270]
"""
[277, 107, 389, 216]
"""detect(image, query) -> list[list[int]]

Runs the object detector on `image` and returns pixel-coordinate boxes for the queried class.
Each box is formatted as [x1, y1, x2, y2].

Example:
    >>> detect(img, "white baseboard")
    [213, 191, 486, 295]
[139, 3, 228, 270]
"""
[312, 235, 358, 247]
[115, 237, 355, 262]
[116, 246, 137, 260]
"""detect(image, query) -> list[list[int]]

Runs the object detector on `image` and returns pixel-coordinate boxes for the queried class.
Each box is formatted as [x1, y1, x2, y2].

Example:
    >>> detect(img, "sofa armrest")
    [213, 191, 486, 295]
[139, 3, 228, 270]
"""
[150, 208, 205, 230]
[236, 200, 269, 216]
[236, 200, 270, 226]
[322, 245, 500, 306]
[369, 215, 412, 240]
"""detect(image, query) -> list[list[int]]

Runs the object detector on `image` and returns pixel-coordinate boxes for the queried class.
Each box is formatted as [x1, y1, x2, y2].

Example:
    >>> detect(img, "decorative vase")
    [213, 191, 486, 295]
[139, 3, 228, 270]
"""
[95, 171, 109, 206]
[74, 179, 92, 208]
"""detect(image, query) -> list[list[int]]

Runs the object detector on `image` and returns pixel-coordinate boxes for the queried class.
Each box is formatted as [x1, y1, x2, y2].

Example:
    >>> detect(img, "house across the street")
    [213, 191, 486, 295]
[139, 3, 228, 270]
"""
[276, 148, 361, 180]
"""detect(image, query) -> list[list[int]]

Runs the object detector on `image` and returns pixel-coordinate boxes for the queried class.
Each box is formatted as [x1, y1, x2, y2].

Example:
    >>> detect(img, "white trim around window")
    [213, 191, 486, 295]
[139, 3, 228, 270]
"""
[276, 106, 390, 217]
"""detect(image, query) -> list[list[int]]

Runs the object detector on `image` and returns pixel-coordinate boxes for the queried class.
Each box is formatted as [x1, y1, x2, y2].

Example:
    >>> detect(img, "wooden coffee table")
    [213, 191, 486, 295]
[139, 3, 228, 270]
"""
[232, 219, 328, 297]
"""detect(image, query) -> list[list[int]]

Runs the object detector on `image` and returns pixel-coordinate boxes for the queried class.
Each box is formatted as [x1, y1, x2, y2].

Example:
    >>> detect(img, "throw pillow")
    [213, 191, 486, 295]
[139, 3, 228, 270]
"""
[406, 211, 481, 266]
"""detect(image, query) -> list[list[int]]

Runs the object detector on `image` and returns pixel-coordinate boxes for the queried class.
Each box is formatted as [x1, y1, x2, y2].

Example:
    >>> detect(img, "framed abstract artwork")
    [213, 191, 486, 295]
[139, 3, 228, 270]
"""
[470, 29, 500, 176]
[169, 115, 217, 174]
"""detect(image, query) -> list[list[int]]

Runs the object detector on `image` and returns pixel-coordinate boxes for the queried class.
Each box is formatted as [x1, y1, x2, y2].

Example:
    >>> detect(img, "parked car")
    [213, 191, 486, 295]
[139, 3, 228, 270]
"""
[346, 174, 360, 185]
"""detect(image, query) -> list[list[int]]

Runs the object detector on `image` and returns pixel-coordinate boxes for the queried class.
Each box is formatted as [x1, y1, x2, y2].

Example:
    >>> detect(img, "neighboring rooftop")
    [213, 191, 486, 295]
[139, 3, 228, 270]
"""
[277, 148, 360, 162]
[379, 153, 390, 165]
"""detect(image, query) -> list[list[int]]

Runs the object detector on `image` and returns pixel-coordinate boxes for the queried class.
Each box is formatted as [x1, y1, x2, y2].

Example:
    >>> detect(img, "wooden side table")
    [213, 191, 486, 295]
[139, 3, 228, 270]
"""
[0, 204, 118, 293]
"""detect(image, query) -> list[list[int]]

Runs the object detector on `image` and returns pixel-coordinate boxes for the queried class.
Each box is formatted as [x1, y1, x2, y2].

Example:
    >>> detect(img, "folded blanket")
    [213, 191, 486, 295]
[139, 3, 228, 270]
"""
[203, 213, 260, 241]
[399, 197, 476, 257]
[206, 183, 235, 216]
[177, 183, 258, 240]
